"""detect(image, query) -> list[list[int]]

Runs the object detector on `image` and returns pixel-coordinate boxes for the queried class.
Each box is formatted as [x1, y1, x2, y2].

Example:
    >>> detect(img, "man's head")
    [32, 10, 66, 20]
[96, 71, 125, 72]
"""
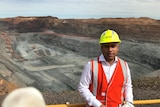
[2, 87, 46, 107]
[99, 29, 121, 62]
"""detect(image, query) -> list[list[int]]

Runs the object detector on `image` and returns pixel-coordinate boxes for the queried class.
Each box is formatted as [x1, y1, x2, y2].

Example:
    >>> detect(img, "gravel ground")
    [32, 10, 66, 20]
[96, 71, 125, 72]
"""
[0, 77, 159, 107]
[41, 77, 160, 107]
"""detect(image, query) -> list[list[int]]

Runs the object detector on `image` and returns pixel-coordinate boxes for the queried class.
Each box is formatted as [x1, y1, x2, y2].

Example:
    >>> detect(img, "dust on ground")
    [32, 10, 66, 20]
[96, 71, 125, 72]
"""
[0, 77, 159, 107]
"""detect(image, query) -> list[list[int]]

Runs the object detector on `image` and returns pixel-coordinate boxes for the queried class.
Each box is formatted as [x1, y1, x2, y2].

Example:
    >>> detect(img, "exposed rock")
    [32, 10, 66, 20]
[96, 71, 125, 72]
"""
[0, 79, 18, 95]
[0, 16, 160, 107]
[1, 16, 160, 42]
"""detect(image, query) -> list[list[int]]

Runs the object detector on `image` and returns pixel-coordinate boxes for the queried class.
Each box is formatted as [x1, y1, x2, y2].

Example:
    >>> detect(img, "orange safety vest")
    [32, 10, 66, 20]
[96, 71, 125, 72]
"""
[88, 57, 127, 107]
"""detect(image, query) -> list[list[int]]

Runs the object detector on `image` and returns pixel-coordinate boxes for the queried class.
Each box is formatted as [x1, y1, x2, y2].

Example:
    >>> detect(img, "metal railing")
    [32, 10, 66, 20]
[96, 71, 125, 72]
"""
[134, 99, 160, 105]
[46, 99, 160, 107]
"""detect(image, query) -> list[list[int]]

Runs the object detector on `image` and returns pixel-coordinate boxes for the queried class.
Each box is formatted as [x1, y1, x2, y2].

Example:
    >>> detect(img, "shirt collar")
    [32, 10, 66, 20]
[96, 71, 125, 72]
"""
[99, 54, 118, 63]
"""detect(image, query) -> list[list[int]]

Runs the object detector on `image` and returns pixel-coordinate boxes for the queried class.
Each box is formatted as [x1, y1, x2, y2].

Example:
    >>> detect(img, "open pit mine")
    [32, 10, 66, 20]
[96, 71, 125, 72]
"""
[0, 17, 159, 106]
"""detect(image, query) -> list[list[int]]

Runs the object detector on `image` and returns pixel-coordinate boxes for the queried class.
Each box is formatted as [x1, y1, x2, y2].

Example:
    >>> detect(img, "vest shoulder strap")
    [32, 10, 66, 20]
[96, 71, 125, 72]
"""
[119, 58, 127, 84]
[91, 57, 98, 96]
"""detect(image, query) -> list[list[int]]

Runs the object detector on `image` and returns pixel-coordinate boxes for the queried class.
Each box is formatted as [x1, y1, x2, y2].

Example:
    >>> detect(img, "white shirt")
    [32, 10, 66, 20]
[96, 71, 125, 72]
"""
[78, 54, 133, 107]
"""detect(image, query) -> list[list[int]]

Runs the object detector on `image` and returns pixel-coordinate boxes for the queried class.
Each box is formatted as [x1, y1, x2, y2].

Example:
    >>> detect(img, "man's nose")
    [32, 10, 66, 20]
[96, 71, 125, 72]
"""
[108, 46, 113, 51]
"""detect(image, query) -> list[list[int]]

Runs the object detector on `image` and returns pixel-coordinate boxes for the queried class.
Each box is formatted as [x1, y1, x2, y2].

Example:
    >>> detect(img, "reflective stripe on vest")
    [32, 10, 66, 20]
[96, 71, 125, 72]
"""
[119, 58, 127, 102]
[92, 58, 98, 96]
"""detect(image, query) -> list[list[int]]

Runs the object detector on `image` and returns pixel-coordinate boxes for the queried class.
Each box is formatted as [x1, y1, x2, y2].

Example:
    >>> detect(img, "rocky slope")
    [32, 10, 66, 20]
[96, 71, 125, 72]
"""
[0, 16, 159, 107]
[2, 17, 160, 68]
[2, 16, 160, 42]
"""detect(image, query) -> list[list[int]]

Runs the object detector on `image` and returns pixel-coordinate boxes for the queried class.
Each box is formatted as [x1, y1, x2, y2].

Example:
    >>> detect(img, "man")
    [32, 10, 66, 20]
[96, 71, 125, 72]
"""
[78, 29, 134, 107]
[2, 87, 46, 107]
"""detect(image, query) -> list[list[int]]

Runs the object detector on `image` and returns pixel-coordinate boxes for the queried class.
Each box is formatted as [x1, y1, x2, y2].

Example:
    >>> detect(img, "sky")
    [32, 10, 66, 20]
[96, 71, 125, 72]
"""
[0, 0, 160, 19]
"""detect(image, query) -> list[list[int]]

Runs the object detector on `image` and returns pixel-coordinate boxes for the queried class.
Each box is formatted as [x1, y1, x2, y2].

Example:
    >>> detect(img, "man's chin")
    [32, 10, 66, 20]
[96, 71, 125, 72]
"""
[108, 56, 115, 60]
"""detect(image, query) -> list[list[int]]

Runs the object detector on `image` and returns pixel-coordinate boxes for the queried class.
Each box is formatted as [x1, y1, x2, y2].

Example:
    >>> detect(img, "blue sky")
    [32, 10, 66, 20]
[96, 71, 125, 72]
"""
[0, 0, 160, 19]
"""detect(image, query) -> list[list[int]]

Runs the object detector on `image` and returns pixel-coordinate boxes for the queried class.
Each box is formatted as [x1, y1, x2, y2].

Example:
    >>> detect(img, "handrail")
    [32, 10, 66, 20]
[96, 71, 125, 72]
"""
[46, 99, 160, 107]
[47, 103, 86, 107]
[134, 99, 160, 105]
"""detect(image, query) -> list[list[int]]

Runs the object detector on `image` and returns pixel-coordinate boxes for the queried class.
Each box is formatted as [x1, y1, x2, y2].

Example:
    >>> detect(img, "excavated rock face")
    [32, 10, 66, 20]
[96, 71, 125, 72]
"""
[3, 17, 160, 57]
[0, 17, 160, 105]
[5, 17, 160, 42]
[0, 16, 160, 81]
[0, 79, 18, 95]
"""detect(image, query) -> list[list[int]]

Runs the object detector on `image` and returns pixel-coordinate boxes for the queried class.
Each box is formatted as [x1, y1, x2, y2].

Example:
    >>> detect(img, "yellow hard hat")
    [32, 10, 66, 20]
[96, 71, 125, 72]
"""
[99, 29, 121, 44]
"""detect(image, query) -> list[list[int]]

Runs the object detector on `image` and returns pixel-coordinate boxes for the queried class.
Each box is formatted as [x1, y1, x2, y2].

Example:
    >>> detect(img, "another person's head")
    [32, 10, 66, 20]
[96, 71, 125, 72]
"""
[99, 29, 121, 62]
[2, 87, 46, 107]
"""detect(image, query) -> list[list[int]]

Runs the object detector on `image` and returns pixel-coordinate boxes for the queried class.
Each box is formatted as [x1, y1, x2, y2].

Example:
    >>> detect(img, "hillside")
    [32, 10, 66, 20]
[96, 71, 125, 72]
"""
[0, 16, 159, 107]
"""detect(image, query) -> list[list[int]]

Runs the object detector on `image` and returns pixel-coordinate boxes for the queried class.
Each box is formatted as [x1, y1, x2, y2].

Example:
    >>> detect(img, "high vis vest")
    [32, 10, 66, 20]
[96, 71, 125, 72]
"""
[88, 57, 127, 107]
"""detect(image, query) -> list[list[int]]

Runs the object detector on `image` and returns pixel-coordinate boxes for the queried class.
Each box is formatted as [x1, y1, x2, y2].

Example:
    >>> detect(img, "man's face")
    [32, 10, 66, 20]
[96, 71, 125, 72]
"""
[100, 42, 119, 61]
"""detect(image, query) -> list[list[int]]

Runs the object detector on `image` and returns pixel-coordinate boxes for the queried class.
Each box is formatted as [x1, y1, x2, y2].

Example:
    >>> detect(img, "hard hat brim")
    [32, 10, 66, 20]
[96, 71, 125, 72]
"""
[99, 40, 121, 44]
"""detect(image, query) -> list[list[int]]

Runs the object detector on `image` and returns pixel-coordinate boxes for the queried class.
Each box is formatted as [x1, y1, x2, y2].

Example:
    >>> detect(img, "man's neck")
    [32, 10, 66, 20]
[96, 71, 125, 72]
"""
[107, 59, 115, 65]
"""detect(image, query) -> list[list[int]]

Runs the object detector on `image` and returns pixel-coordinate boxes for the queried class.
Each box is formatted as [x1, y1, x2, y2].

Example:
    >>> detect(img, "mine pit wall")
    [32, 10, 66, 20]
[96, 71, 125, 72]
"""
[31, 33, 160, 78]
[35, 33, 101, 57]
[6, 17, 160, 43]
[3, 17, 160, 78]
[119, 41, 160, 70]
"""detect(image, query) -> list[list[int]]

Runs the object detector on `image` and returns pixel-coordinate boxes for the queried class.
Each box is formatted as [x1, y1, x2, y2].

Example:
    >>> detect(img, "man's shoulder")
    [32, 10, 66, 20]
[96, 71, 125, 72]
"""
[90, 56, 99, 61]
[117, 57, 126, 62]
[118, 57, 129, 67]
